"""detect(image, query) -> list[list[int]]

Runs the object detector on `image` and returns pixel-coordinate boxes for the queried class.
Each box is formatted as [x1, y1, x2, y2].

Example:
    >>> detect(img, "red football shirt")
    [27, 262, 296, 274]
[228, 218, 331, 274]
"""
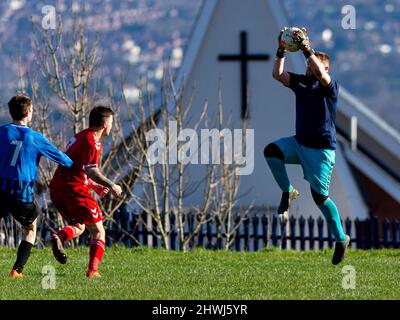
[51, 128, 102, 191]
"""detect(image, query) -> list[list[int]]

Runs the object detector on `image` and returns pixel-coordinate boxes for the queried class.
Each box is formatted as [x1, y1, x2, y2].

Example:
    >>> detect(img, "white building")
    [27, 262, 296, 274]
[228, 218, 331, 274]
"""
[170, 0, 400, 221]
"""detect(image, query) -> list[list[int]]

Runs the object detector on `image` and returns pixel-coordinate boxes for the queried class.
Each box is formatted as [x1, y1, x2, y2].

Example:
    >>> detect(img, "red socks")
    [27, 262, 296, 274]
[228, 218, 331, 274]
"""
[56, 226, 76, 242]
[88, 239, 105, 272]
[54, 227, 105, 273]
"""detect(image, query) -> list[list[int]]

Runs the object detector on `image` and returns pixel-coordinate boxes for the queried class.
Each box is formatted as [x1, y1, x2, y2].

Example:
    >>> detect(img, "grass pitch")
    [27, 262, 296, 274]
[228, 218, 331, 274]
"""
[0, 246, 400, 300]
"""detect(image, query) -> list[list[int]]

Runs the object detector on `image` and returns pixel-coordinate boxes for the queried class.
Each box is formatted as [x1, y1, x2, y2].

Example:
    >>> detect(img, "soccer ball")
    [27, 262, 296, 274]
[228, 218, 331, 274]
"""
[280, 27, 304, 52]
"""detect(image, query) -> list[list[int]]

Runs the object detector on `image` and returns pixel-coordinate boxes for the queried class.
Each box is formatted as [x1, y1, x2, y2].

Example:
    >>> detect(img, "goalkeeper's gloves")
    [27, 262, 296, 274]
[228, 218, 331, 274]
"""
[293, 27, 315, 59]
[276, 27, 288, 58]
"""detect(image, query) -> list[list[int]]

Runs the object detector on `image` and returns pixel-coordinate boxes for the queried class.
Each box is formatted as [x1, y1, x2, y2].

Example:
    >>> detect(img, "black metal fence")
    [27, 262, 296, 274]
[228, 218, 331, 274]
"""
[1, 209, 399, 251]
[103, 213, 400, 251]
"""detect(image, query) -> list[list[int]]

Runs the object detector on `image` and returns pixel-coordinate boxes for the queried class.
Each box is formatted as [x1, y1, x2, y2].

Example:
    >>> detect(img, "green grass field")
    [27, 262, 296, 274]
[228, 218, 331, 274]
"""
[1, 247, 400, 300]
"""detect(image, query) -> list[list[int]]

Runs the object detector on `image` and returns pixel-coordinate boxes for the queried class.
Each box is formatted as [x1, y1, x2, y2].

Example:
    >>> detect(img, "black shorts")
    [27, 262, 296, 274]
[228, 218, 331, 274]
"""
[0, 191, 38, 227]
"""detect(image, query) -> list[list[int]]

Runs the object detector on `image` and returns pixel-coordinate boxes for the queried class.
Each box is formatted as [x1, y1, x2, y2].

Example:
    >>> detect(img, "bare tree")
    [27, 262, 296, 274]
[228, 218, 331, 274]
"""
[17, 14, 147, 245]
[127, 71, 251, 251]
[10, 13, 250, 252]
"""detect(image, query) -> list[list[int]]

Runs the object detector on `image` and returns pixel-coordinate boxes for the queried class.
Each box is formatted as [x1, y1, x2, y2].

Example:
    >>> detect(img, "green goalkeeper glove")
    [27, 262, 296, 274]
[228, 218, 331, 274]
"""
[276, 27, 288, 58]
[293, 27, 315, 59]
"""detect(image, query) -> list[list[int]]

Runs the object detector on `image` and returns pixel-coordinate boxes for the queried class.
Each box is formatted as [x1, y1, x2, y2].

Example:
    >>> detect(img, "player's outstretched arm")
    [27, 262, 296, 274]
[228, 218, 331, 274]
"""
[87, 178, 110, 197]
[85, 166, 122, 196]
[296, 28, 331, 86]
[36, 133, 73, 168]
[272, 29, 290, 86]
[306, 54, 331, 86]
[272, 57, 291, 86]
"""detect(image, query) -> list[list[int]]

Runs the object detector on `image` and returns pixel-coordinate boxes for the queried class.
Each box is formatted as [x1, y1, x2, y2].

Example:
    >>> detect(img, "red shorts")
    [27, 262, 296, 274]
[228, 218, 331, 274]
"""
[50, 185, 103, 225]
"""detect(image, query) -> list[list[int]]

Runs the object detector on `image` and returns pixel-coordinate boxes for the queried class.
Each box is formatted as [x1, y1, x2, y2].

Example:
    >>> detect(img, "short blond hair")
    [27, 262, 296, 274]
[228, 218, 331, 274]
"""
[315, 51, 330, 67]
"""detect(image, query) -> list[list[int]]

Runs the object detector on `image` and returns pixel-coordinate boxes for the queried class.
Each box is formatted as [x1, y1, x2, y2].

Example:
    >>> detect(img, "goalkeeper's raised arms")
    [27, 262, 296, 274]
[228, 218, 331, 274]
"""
[272, 29, 290, 87]
[292, 28, 332, 87]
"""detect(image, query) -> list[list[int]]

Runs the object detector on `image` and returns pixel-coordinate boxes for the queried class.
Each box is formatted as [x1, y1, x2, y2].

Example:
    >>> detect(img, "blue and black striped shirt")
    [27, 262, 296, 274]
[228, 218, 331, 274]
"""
[0, 123, 73, 203]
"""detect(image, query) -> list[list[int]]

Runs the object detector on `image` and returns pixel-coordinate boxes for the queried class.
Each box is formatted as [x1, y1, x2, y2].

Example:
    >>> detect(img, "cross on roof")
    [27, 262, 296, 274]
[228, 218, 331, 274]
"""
[218, 31, 270, 119]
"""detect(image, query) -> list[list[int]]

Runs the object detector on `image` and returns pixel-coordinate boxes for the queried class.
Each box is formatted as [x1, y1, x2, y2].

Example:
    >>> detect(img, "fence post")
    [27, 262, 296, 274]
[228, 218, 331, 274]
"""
[365, 218, 372, 249]
[253, 216, 260, 251]
[345, 218, 352, 243]
[105, 219, 113, 247]
[141, 211, 148, 247]
[317, 217, 324, 249]
[206, 216, 213, 250]
[393, 219, 399, 248]
[125, 211, 132, 248]
[198, 219, 205, 248]
[170, 212, 176, 250]
[281, 217, 289, 250]
[272, 215, 278, 247]
[383, 218, 390, 248]
[188, 212, 195, 250]
[354, 218, 362, 249]
[132, 212, 139, 248]
[235, 216, 241, 251]
[299, 216, 306, 251]
[217, 223, 224, 250]
[243, 217, 250, 251]
[372, 216, 380, 249]
[308, 216, 315, 250]
[109, 215, 117, 247]
[289, 216, 296, 250]
[261, 215, 269, 249]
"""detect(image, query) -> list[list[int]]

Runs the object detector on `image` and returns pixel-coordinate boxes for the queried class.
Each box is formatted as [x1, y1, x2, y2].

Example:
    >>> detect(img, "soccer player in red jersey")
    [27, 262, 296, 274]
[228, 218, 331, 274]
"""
[49, 106, 122, 278]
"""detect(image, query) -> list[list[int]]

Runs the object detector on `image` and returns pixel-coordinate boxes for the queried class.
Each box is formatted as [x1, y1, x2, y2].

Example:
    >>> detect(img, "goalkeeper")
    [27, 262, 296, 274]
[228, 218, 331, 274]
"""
[264, 27, 350, 265]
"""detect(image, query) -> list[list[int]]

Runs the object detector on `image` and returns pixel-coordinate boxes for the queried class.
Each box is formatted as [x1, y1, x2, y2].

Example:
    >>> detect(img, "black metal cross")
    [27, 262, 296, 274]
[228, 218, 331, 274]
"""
[218, 31, 270, 119]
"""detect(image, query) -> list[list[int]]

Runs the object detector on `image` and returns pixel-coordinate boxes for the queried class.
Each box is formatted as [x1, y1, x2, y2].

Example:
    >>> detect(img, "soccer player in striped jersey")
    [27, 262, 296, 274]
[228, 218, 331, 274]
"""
[49, 106, 122, 278]
[0, 94, 73, 278]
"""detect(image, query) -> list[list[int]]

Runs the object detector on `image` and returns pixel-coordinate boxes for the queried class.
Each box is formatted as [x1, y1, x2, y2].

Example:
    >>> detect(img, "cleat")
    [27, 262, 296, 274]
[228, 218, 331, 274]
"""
[9, 269, 25, 278]
[86, 269, 102, 278]
[51, 233, 67, 264]
[332, 235, 351, 265]
[278, 188, 300, 216]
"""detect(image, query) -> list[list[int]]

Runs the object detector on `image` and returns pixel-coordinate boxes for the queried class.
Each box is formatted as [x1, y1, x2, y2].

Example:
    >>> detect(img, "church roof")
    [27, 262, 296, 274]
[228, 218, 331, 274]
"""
[175, 0, 400, 204]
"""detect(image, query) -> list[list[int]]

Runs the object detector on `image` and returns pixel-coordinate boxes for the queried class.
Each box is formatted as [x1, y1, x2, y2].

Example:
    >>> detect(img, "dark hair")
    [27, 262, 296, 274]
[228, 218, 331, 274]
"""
[8, 94, 32, 120]
[89, 106, 114, 128]
[315, 51, 330, 66]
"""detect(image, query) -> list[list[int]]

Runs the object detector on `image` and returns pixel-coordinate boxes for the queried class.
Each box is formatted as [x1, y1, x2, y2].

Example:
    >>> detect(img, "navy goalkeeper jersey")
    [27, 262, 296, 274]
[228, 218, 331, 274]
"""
[0, 123, 73, 203]
[287, 72, 338, 150]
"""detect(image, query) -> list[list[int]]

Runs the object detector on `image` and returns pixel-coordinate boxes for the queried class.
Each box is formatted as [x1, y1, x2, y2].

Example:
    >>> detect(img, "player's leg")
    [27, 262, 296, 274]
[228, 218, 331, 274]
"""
[300, 147, 350, 264]
[9, 201, 39, 278]
[10, 219, 36, 278]
[311, 189, 346, 241]
[51, 222, 85, 264]
[264, 143, 291, 191]
[311, 188, 350, 264]
[53, 223, 85, 242]
[49, 188, 84, 264]
[85, 220, 106, 278]
[264, 137, 300, 214]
